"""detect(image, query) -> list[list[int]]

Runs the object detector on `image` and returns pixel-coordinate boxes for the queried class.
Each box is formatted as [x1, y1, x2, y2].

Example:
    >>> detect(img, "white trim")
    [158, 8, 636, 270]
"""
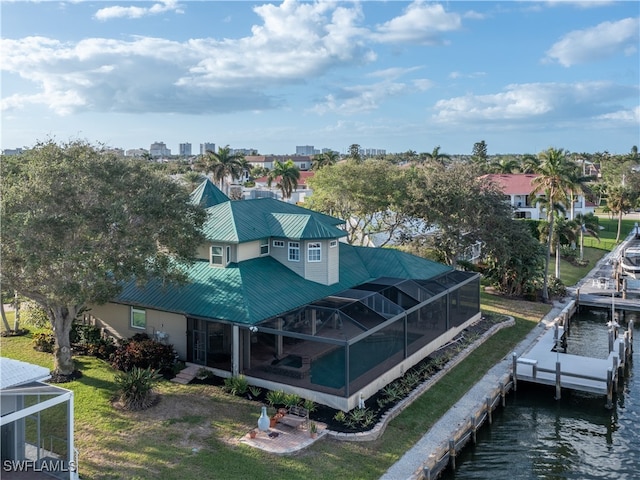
[288, 241, 300, 262]
[307, 242, 321, 262]
[273, 240, 285, 248]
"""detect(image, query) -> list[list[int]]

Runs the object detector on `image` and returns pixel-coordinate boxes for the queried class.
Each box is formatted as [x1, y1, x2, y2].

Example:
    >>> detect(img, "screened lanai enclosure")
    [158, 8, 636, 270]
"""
[240, 271, 480, 408]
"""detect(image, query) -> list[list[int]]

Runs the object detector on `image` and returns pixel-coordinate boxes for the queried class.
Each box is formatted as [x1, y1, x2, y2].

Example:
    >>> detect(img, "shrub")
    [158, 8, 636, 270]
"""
[114, 367, 161, 411]
[283, 393, 301, 408]
[110, 335, 176, 373]
[223, 375, 249, 396]
[70, 323, 102, 346]
[265, 389, 286, 407]
[32, 330, 55, 353]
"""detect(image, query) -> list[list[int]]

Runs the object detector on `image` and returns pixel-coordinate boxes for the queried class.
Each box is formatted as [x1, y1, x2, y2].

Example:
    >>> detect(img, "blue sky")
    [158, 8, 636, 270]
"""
[1, 1, 638, 155]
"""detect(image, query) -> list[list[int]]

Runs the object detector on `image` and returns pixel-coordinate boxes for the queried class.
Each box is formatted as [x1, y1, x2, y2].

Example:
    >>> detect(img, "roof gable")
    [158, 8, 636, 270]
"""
[201, 197, 346, 243]
[190, 179, 230, 208]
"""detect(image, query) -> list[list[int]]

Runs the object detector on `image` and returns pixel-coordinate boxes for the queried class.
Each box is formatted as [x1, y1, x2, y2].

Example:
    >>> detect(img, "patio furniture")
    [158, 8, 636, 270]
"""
[278, 405, 309, 429]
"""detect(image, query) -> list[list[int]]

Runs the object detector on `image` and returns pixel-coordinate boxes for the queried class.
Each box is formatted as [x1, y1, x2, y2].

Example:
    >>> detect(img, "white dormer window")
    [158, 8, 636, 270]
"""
[308, 242, 321, 262]
[330, 240, 337, 248]
[260, 239, 269, 255]
[211, 245, 229, 267]
[288, 242, 300, 262]
[273, 240, 284, 248]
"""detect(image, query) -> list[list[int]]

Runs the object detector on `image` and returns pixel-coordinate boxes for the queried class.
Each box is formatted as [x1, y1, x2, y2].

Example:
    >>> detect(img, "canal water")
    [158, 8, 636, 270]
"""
[442, 308, 639, 480]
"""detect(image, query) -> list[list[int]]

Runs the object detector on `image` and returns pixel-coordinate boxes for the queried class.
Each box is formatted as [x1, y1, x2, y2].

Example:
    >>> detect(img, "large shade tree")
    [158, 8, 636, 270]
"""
[1, 141, 206, 377]
[406, 162, 514, 267]
[306, 160, 411, 246]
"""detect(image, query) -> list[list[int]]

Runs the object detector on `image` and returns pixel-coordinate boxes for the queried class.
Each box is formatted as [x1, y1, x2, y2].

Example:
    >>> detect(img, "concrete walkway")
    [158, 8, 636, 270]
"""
[381, 229, 639, 480]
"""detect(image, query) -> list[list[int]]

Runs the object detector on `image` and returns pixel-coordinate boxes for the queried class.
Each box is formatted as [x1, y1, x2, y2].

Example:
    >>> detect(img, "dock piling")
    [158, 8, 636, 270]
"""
[555, 361, 561, 400]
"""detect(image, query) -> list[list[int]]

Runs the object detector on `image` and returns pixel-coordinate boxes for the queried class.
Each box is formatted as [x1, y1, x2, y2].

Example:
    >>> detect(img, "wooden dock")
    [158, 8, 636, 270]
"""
[576, 292, 640, 313]
[513, 318, 633, 408]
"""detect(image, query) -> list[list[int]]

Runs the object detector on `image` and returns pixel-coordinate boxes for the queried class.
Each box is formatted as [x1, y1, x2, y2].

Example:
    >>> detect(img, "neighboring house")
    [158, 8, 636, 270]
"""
[88, 180, 481, 411]
[246, 155, 312, 172]
[483, 173, 596, 220]
[0, 358, 78, 480]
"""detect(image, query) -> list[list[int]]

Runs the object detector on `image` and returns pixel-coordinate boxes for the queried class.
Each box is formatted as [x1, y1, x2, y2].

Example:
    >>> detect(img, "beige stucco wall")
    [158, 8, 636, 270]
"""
[88, 303, 188, 359]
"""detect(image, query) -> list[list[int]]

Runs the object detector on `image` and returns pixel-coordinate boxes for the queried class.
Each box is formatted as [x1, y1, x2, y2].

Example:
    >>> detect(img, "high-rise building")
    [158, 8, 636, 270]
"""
[296, 145, 315, 156]
[179, 143, 192, 157]
[150, 141, 171, 157]
[200, 142, 216, 155]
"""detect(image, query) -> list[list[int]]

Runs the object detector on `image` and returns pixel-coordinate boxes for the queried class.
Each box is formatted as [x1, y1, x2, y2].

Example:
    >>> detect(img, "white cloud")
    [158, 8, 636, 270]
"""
[373, 1, 462, 45]
[0, 2, 375, 116]
[545, 17, 640, 67]
[94, 0, 183, 21]
[433, 81, 639, 124]
[596, 105, 640, 123]
[449, 71, 486, 79]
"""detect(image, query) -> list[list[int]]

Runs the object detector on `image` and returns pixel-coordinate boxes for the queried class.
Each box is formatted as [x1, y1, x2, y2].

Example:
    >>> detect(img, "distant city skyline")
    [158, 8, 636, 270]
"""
[1, 1, 638, 155]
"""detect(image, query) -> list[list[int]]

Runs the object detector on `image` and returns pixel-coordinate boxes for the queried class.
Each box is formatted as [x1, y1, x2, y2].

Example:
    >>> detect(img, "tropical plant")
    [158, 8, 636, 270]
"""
[265, 389, 287, 407]
[267, 160, 300, 199]
[114, 366, 162, 411]
[488, 156, 520, 174]
[182, 171, 206, 191]
[223, 375, 249, 396]
[0, 140, 206, 377]
[196, 145, 246, 193]
[422, 145, 451, 166]
[530, 147, 573, 300]
[312, 151, 339, 170]
[605, 184, 635, 242]
[573, 212, 600, 261]
[110, 334, 177, 373]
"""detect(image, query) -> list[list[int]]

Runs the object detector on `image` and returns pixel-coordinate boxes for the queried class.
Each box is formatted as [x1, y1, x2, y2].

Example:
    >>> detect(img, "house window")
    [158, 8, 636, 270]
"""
[226, 246, 231, 264]
[211, 246, 223, 266]
[308, 242, 321, 262]
[300, 163, 307, 169]
[131, 307, 146, 330]
[260, 239, 269, 255]
[288, 242, 300, 262]
[273, 240, 284, 248]
[330, 240, 337, 248]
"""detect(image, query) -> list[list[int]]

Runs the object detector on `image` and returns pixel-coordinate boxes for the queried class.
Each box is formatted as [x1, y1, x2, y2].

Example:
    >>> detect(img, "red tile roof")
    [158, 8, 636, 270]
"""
[481, 174, 539, 195]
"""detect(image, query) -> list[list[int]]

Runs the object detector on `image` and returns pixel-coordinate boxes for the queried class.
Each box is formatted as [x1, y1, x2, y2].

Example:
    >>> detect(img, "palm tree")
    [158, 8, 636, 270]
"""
[423, 146, 451, 166]
[573, 212, 600, 261]
[267, 160, 300, 200]
[182, 171, 206, 192]
[551, 216, 578, 278]
[312, 151, 339, 170]
[196, 145, 246, 193]
[489, 156, 520, 174]
[564, 165, 594, 220]
[605, 184, 634, 242]
[531, 147, 573, 300]
[519, 154, 539, 173]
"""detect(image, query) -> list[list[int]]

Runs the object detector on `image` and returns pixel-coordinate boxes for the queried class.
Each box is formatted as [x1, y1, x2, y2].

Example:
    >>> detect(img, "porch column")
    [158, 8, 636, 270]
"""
[68, 392, 78, 480]
[311, 309, 317, 336]
[232, 325, 240, 376]
[276, 318, 283, 357]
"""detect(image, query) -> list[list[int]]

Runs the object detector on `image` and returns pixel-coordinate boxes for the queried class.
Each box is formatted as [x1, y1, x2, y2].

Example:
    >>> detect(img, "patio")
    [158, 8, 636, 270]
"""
[240, 421, 327, 454]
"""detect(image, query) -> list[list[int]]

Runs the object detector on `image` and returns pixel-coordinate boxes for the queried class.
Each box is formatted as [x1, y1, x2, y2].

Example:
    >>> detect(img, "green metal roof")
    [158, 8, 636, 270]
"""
[201, 197, 346, 243]
[190, 179, 230, 208]
[115, 243, 452, 325]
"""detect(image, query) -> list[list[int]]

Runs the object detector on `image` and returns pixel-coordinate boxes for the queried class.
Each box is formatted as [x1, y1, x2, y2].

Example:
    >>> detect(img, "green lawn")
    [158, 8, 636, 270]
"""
[559, 247, 607, 288]
[582, 216, 637, 250]
[0, 294, 551, 480]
